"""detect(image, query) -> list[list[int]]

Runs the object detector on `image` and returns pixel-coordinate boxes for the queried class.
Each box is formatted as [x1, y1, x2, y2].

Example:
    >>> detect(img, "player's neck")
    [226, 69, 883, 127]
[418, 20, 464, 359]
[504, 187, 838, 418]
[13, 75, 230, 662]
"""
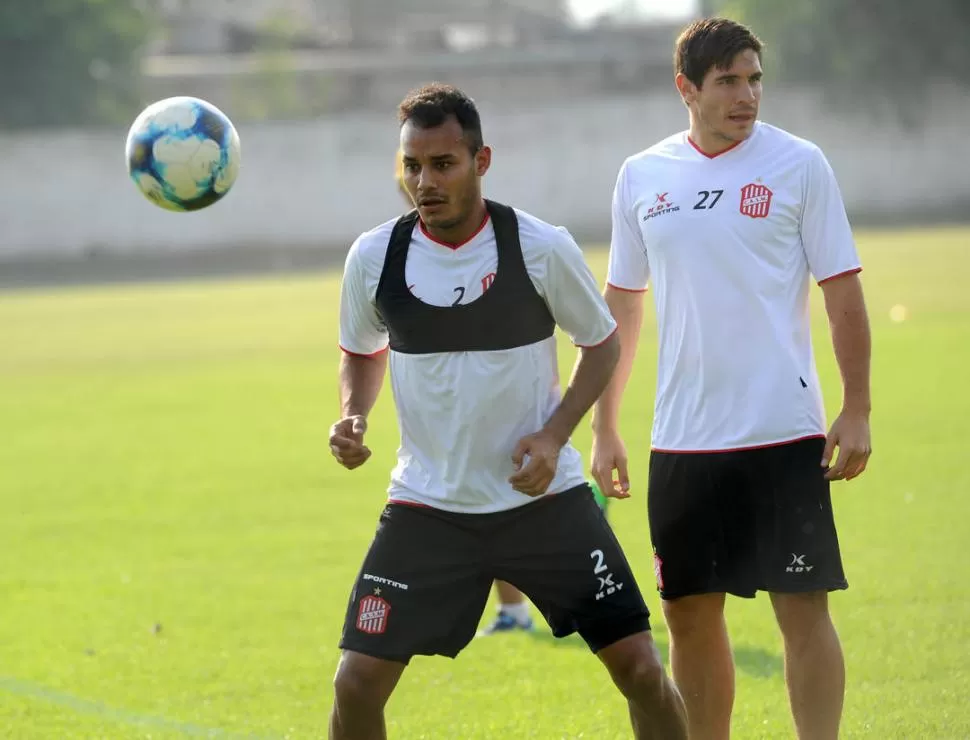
[421, 199, 488, 247]
[687, 123, 746, 158]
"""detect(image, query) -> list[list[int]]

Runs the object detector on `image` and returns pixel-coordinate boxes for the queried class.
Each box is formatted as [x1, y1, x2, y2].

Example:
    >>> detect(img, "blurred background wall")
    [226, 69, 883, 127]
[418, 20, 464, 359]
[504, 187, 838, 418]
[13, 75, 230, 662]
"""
[1, 0, 968, 272]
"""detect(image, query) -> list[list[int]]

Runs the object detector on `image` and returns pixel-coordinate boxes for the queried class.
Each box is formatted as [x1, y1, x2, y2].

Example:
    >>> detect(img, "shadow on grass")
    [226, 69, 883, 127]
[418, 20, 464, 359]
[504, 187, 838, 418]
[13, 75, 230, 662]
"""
[732, 645, 784, 678]
[519, 630, 782, 678]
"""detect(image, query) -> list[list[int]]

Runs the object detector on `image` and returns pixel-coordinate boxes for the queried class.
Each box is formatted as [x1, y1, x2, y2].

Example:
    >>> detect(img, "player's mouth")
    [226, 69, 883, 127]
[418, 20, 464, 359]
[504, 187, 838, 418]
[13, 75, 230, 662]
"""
[728, 111, 756, 123]
[418, 198, 448, 212]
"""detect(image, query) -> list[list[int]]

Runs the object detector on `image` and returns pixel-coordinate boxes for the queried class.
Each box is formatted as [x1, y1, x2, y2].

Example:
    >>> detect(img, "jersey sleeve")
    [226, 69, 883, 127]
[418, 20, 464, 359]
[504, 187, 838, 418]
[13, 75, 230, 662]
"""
[606, 161, 650, 291]
[538, 228, 617, 347]
[800, 147, 862, 284]
[338, 237, 389, 356]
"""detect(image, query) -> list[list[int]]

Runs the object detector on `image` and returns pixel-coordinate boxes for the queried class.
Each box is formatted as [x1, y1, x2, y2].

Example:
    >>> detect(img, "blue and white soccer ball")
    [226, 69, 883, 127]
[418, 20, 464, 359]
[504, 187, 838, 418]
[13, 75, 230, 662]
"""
[125, 96, 241, 212]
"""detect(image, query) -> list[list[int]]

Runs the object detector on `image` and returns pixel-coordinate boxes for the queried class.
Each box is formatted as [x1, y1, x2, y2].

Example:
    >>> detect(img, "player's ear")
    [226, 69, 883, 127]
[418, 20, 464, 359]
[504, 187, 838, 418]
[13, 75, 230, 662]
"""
[474, 146, 491, 177]
[675, 73, 695, 106]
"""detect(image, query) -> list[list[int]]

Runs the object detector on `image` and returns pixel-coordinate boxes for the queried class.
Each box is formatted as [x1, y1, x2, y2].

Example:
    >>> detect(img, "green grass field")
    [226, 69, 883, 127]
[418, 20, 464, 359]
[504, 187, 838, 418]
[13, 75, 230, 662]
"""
[1, 226, 969, 739]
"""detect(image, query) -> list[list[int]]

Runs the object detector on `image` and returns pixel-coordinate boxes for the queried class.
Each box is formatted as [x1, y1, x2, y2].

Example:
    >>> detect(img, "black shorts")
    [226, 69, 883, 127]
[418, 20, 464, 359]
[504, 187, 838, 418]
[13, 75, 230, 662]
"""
[648, 437, 848, 600]
[339, 484, 651, 663]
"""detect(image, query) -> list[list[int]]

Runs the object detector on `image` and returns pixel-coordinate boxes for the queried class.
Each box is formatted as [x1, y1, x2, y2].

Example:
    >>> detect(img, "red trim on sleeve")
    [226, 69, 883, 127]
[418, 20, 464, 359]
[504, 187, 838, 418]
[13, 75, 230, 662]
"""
[339, 344, 389, 358]
[818, 267, 862, 285]
[606, 282, 648, 293]
[576, 326, 618, 349]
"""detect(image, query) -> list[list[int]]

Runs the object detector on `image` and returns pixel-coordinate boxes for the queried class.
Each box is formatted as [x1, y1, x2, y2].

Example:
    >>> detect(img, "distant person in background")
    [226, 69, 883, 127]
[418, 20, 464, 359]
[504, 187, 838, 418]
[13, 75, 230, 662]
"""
[328, 82, 687, 739]
[591, 17, 872, 740]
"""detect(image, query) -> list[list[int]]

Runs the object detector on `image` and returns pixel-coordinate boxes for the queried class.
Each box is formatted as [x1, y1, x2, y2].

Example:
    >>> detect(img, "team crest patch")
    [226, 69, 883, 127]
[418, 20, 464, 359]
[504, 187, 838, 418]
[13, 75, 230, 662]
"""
[653, 552, 664, 591]
[740, 182, 773, 218]
[356, 595, 391, 635]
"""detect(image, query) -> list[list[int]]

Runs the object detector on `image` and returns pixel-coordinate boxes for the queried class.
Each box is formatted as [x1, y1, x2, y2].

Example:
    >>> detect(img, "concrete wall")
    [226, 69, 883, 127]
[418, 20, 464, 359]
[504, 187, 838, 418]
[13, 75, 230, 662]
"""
[2, 88, 968, 260]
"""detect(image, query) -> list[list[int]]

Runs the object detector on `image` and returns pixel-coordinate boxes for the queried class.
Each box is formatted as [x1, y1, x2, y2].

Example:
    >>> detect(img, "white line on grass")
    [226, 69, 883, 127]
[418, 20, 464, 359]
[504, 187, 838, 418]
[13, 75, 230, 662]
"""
[0, 676, 277, 739]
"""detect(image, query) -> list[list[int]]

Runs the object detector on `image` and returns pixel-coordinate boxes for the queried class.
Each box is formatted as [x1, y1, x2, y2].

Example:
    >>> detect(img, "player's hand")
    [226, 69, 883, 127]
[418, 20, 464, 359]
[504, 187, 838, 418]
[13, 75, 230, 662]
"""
[509, 431, 562, 497]
[822, 409, 871, 481]
[329, 415, 371, 470]
[590, 430, 632, 499]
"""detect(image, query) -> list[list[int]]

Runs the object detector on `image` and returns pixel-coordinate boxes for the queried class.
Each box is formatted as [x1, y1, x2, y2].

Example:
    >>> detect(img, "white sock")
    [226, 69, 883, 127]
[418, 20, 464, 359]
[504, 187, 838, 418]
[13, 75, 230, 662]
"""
[500, 601, 530, 625]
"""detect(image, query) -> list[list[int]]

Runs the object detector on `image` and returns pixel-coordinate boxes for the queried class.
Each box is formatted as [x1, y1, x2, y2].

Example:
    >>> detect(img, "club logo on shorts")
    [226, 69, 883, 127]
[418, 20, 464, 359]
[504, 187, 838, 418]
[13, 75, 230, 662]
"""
[356, 595, 391, 634]
[740, 182, 773, 218]
[653, 552, 664, 590]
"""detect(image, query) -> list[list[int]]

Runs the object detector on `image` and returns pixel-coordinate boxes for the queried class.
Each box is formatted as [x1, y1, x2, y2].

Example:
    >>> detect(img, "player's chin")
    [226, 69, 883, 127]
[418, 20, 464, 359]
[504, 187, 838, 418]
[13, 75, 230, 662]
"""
[422, 211, 462, 230]
[724, 116, 756, 138]
[417, 202, 450, 221]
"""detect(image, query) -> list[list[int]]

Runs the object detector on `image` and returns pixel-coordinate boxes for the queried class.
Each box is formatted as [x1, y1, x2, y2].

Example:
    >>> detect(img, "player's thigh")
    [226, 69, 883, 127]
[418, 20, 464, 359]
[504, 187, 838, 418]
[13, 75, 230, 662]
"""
[339, 503, 492, 663]
[750, 438, 849, 593]
[647, 451, 746, 599]
[494, 485, 651, 653]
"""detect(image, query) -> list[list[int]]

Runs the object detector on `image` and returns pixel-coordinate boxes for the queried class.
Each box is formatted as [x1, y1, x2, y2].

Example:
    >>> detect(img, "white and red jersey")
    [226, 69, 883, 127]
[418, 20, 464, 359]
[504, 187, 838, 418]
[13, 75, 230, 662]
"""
[340, 208, 616, 512]
[608, 122, 861, 452]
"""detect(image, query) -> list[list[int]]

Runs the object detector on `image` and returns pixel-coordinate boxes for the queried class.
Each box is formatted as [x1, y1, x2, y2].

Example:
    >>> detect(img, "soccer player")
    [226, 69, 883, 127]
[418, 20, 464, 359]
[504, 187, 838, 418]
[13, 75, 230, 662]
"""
[397, 147, 537, 636]
[329, 83, 687, 739]
[591, 18, 872, 740]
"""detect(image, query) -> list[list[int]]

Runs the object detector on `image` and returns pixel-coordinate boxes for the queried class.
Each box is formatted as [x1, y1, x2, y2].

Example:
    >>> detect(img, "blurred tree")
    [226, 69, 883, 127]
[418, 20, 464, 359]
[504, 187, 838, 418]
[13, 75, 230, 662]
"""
[710, 0, 970, 125]
[0, 0, 153, 129]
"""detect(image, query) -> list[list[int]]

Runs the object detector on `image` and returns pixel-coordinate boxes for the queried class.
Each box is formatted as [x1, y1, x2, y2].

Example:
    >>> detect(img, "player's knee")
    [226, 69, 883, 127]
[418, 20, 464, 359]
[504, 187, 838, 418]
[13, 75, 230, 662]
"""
[602, 634, 666, 698]
[662, 593, 726, 638]
[771, 591, 834, 648]
[332, 664, 371, 708]
[332, 653, 396, 709]
[627, 649, 667, 697]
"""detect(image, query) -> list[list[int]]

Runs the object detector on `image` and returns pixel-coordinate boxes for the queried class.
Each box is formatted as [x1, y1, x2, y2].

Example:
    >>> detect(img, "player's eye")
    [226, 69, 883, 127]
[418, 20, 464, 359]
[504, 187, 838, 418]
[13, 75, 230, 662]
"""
[436, 161, 452, 170]
[404, 162, 420, 173]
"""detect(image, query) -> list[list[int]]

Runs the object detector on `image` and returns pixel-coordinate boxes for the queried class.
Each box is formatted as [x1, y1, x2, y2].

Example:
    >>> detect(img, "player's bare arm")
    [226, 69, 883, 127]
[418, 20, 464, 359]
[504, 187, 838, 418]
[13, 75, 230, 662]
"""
[590, 286, 646, 498]
[330, 350, 388, 470]
[509, 331, 620, 496]
[820, 272, 872, 481]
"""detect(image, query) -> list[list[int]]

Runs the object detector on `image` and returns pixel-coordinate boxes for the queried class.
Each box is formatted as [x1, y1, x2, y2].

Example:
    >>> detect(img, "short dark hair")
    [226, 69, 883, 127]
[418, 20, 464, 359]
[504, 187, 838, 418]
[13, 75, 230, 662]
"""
[397, 83, 484, 154]
[674, 18, 763, 89]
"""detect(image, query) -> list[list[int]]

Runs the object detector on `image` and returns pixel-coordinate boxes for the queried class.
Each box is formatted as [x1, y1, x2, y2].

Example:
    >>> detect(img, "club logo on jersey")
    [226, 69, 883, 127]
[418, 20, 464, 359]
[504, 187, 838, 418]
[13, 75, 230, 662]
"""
[642, 192, 680, 221]
[480, 272, 496, 292]
[740, 183, 773, 218]
[356, 595, 391, 634]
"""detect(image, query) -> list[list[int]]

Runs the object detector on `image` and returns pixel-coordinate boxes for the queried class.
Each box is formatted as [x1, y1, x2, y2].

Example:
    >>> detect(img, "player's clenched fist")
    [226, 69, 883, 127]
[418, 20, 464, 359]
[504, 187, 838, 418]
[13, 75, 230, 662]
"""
[329, 415, 371, 470]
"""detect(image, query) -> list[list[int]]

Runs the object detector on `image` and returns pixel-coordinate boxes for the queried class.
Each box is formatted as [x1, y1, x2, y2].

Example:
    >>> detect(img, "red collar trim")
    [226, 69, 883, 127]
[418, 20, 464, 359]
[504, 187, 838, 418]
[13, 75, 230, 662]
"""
[687, 136, 743, 159]
[418, 211, 490, 250]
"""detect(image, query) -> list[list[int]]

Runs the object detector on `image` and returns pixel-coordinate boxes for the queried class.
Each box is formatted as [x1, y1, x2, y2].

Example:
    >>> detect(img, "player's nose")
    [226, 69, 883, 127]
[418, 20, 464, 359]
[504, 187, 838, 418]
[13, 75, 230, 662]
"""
[417, 168, 439, 191]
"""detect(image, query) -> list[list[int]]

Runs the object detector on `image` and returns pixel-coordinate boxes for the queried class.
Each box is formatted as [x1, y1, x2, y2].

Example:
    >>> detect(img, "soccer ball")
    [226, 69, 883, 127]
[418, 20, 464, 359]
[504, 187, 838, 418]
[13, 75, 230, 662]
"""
[125, 96, 241, 212]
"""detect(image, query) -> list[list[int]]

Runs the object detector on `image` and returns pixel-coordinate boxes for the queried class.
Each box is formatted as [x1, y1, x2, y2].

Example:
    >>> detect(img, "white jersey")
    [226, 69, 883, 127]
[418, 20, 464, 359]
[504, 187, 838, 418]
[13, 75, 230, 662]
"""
[340, 208, 616, 512]
[608, 122, 861, 452]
